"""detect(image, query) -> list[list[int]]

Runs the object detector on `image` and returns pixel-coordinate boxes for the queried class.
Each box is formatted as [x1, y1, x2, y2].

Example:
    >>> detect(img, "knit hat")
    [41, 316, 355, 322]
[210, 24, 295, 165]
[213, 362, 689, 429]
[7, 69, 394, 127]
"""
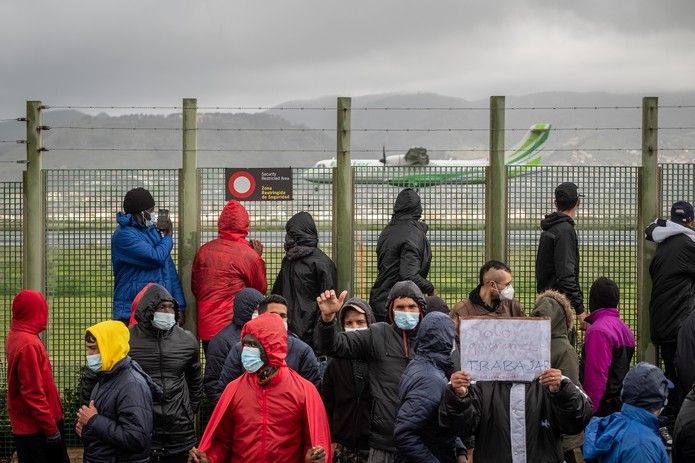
[671, 200, 694, 224]
[621, 362, 673, 410]
[123, 187, 155, 214]
[589, 277, 619, 312]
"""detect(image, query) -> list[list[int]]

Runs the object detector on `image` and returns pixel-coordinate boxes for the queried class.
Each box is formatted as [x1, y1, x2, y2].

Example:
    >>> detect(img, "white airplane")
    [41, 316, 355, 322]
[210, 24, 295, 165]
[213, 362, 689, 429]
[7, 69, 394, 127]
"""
[303, 123, 550, 187]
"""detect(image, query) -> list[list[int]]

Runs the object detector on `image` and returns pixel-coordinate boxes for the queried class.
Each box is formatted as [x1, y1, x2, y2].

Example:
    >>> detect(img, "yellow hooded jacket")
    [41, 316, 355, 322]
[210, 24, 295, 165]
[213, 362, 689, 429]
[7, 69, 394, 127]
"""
[86, 320, 130, 372]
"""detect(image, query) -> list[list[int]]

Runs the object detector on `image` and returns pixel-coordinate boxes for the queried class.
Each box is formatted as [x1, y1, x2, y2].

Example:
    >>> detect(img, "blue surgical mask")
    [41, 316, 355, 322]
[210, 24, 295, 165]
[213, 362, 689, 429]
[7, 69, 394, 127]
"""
[152, 312, 176, 331]
[86, 354, 102, 372]
[241, 346, 265, 373]
[394, 311, 419, 330]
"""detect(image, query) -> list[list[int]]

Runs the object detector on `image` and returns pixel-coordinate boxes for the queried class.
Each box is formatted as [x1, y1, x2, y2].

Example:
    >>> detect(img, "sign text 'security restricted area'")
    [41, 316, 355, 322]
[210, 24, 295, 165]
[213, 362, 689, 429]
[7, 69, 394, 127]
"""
[225, 168, 293, 201]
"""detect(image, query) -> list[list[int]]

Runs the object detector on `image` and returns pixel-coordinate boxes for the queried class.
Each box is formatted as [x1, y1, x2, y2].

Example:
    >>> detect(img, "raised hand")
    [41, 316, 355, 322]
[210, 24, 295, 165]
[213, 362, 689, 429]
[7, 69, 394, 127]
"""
[316, 289, 348, 322]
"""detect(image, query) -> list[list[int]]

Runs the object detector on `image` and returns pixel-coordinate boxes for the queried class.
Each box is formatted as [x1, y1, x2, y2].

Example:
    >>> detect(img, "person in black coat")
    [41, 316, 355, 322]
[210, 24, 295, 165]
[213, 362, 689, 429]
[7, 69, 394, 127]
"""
[210, 294, 321, 403]
[317, 280, 427, 461]
[77, 321, 161, 463]
[129, 284, 202, 463]
[369, 189, 433, 322]
[394, 312, 460, 463]
[673, 385, 695, 463]
[646, 201, 695, 415]
[439, 368, 592, 462]
[321, 297, 376, 462]
[203, 287, 265, 397]
[273, 211, 337, 349]
[535, 182, 586, 330]
[676, 310, 695, 394]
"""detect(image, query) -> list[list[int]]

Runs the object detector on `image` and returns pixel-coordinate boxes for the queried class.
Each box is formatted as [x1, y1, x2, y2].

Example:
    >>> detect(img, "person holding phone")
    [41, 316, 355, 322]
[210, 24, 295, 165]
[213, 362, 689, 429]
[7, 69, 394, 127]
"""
[111, 187, 186, 324]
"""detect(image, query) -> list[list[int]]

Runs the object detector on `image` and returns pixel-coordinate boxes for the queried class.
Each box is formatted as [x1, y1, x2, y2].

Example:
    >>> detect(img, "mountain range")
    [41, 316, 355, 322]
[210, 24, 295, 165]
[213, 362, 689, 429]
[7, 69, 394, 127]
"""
[1, 91, 694, 181]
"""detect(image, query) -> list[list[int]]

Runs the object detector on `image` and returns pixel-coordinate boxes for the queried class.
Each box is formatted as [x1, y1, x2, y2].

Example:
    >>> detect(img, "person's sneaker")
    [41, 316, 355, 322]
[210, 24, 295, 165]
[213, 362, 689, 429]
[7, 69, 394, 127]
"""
[658, 426, 673, 450]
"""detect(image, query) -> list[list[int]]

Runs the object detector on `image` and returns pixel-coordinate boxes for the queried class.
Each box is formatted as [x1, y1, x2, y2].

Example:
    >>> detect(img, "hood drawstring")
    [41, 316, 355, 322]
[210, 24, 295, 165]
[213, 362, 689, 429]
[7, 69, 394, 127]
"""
[402, 331, 409, 358]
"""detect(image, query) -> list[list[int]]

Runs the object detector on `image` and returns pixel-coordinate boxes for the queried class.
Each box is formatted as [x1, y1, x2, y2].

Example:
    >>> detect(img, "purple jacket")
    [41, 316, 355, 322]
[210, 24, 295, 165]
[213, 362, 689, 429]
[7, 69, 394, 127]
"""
[581, 309, 635, 416]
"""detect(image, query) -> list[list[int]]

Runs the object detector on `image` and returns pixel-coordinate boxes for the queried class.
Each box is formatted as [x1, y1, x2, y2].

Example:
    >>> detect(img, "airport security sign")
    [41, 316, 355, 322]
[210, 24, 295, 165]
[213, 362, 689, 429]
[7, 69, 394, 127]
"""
[225, 168, 293, 201]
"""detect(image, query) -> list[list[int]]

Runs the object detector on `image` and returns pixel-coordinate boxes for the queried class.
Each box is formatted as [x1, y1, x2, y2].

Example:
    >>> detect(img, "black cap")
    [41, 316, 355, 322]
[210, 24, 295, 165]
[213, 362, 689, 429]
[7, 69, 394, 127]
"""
[589, 277, 620, 312]
[424, 295, 450, 315]
[123, 188, 155, 214]
[671, 200, 694, 224]
[555, 182, 583, 209]
[621, 362, 673, 410]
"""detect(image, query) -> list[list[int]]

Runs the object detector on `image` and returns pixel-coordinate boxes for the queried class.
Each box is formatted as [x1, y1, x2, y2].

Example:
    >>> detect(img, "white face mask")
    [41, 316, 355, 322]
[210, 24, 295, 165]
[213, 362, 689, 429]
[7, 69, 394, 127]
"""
[344, 327, 368, 332]
[251, 310, 259, 320]
[499, 284, 515, 301]
[283, 319, 288, 331]
[142, 210, 157, 228]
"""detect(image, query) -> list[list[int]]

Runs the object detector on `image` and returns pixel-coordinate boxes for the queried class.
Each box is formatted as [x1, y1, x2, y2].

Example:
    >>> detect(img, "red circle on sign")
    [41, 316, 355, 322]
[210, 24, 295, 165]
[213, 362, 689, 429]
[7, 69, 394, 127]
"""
[227, 171, 256, 199]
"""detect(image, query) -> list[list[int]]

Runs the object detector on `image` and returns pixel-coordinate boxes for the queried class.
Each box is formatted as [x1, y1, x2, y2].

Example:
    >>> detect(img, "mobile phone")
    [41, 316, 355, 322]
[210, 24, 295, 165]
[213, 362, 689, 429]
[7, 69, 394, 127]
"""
[157, 209, 170, 230]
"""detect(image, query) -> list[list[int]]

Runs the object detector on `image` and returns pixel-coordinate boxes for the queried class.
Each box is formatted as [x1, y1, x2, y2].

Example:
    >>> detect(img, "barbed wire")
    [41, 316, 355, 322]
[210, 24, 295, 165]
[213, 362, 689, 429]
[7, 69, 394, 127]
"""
[41, 125, 695, 132]
[43, 147, 695, 153]
[0, 140, 26, 143]
[43, 104, 695, 111]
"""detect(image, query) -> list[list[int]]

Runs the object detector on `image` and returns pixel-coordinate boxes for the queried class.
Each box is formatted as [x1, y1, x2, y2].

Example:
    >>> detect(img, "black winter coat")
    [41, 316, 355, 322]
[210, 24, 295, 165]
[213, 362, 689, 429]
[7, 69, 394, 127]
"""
[129, 284, 202, 457]
[439, 378, 592, 463]
[320, 298, 375, 451]
[318, 280, 427, 452]
[82, 357, 161, 463]
[203, 288, 264, 397]
[273, 212, 337, 349]
[394, 312, 457, 463]
[211, 332, 321, 403]
[369, 189, 433, 321]
[536, 212, 585, 314]
[646, 220, 695, 344]
[673, 386, 695, 463]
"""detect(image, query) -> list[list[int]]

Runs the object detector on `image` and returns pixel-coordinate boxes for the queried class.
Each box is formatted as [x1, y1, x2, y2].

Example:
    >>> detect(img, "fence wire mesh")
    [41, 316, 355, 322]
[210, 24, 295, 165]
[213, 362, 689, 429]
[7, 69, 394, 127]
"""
[352, 167, 485, 304]
[662, 163, 695, 215]
[2, 163, 694, 455]
[507, 166, 639, 350]
[42, 169, 179, 447]
[199, 168, 334, 283]
[0, 182, 22, 458]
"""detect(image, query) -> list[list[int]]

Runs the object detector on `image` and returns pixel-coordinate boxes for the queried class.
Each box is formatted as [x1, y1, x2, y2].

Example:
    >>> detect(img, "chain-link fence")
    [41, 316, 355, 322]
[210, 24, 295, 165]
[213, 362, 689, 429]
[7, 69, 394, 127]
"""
[352, 167, 485, 304]
[507, 166, 639, 352]
[43, 169, 179, 446]
[1, 163, 694, 455]
[0, 182, 22, 458]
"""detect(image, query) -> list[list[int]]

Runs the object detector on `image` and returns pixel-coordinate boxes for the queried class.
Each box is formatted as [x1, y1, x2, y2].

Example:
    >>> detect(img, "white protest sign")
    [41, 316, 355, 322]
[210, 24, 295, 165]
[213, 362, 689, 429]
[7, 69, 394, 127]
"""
[459, 317, 551, 382]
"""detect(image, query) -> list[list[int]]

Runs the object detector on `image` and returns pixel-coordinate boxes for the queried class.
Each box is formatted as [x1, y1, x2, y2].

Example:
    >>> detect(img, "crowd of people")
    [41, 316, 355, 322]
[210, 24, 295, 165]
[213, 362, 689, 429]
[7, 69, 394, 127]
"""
[5, 183, 695, 463]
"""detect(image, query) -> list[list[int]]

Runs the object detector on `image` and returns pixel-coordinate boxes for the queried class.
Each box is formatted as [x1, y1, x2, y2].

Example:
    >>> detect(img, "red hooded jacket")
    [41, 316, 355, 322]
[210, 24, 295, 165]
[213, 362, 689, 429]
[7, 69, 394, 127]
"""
[199, 313, 331, 463]
[5, 290, 63, 436]
[192, 200, 267, 340]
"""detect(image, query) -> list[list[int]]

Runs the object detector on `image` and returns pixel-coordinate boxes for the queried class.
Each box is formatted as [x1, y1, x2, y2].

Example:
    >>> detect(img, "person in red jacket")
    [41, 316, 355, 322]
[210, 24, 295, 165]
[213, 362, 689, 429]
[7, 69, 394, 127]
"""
[189, 313, 331, 463]
[192, 200, 267, 353]
[6, 290, 70, 463]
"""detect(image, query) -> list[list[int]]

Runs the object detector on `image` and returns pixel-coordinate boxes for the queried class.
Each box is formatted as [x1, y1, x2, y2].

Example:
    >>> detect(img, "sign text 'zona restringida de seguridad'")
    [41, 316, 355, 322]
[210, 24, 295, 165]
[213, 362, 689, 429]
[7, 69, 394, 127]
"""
[459, 317, 551, 382]
[225, 168, 293, 201]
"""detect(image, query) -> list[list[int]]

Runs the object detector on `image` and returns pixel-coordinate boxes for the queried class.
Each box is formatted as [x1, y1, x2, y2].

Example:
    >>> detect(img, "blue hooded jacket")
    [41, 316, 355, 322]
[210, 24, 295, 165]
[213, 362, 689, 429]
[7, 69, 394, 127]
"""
[203, 288, 265, 397]
[583, 403, 669, 463]
[111, 212, 185, 320]
[394, 311, 457, 463]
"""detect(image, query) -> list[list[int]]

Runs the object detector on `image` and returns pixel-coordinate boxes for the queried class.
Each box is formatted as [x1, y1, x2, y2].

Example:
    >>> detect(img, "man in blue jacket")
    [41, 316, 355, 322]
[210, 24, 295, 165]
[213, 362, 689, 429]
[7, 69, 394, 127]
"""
[583, 362, 672, 463]
[394, 311, 462, 463]
[111, 187, 185, 323]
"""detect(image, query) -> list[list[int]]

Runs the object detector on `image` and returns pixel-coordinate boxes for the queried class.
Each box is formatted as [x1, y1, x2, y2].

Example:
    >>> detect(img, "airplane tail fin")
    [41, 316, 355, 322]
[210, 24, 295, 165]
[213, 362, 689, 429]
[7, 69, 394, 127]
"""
[505, 123, 551, 167]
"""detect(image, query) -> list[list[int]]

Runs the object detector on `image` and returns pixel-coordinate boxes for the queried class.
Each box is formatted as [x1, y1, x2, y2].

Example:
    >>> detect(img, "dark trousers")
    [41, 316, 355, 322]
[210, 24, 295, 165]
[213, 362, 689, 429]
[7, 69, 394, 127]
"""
[659, 342, 684, 416]
[149, 451, 190, 463]
[13, 419, 70, 463]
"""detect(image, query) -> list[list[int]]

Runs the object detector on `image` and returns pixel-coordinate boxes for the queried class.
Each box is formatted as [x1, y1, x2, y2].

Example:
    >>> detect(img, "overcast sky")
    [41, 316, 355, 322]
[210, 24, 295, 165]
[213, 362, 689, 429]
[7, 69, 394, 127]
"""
[2, 0, 695, 117]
